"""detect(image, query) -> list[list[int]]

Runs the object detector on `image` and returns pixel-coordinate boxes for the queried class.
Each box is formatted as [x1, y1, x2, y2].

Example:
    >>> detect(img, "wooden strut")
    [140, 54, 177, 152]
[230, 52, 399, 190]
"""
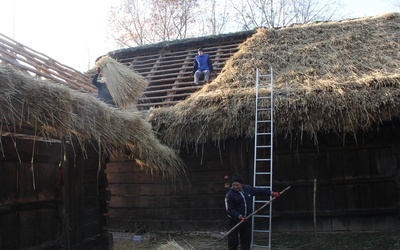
[218, 185, 291, 241]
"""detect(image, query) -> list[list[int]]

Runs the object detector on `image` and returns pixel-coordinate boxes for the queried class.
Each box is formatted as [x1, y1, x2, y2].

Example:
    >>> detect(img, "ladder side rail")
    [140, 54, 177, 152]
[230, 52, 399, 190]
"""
[252, 67, 274, 250]
[251, 68, 260, 246]
[268, 66, 274, 249]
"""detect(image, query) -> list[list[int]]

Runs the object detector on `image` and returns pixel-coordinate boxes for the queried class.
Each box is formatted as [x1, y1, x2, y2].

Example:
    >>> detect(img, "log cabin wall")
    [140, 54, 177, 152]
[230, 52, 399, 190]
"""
[107, 122, 399, 232]
[106, 140, 248, 231]
[272, 121, 400, 232]
[0, 135, 112, 249]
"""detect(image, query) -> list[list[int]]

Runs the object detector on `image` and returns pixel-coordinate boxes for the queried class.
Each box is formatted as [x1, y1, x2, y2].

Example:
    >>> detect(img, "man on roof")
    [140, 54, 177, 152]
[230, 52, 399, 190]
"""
[92, 68, 116, 107]
[191, 47, 214, 85]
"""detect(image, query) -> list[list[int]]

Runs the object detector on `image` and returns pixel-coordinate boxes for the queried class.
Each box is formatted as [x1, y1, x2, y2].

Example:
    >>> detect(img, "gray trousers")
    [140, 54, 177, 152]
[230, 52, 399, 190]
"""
[194, 70, 210, 84]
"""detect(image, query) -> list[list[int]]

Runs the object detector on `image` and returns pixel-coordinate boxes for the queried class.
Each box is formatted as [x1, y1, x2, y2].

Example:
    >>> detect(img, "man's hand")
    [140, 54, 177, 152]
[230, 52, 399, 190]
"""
[272, 192, 280, 198]
[240, 216, 245, 221]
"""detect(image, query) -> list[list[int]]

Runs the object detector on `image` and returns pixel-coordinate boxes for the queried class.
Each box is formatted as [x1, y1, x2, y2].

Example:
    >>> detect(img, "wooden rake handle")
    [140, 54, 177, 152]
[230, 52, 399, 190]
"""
[219, 185, 291, 241]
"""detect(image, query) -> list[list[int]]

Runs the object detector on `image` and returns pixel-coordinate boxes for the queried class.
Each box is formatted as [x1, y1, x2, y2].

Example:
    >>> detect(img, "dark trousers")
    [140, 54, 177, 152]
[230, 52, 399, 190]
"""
[227, 218, 252, 250]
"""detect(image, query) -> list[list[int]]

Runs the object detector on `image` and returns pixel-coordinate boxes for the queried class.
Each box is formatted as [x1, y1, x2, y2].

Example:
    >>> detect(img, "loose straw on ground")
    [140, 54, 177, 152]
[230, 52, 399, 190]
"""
[157, 240, 193, 250]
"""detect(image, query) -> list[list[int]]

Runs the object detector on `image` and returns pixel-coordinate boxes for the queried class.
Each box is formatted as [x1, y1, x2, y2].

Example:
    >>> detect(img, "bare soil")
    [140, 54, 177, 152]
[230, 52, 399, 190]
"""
[112, 230, 400, 250]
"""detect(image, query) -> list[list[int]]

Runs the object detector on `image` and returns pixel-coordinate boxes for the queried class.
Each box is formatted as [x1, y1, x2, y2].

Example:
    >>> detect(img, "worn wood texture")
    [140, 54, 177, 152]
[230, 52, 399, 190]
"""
[107, 122, 400, 232]
[0, 134, 112, 249]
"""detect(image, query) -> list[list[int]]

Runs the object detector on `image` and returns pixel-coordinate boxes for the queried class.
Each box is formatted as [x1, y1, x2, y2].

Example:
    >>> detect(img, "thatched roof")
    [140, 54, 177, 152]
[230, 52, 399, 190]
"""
[0, 66, 184, 178]
[148, 13, 400, 147]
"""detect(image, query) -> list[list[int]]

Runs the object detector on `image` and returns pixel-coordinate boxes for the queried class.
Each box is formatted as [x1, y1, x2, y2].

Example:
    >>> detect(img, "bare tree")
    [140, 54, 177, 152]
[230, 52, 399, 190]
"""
[149, 0, 198, 41]
[108, 0, 198, 46]
[205, 0, 231, 35]
[291, 0, 342, 24]
[107, 0, 344, 48]
[229, 0, 343, 29]
[108, 0, 154, 47]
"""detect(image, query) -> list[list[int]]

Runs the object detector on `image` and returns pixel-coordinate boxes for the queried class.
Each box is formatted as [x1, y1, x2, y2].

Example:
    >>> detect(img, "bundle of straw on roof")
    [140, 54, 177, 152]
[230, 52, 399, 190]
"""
[95, 56, 148, 108]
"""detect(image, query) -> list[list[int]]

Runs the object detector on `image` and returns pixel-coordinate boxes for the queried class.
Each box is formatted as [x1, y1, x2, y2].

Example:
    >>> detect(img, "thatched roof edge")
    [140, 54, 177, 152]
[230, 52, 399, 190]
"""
[0, 66, 185, 179]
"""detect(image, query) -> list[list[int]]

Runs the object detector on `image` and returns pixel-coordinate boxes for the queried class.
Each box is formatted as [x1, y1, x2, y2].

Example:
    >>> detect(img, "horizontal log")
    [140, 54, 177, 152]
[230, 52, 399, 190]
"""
[109, 207, 226, 220]
[107, 169, 228, 184]
[108, 182, 227, 196]
[109, 193, 224, 209]
[0, 199, 62, 214]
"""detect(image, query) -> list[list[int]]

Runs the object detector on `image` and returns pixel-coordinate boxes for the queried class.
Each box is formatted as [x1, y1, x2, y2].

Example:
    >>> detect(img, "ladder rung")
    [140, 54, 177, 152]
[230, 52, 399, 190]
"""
[254, 215, 271, 219]
[256, 145, 271, 148]
[254, 229, 271, 233]
[255, 172, 271, 175]
[257, 108, 271, 111]
[256, 120, 271, 123]
[257, 96, 271, 100]
[254, 200, 270, 203]
[255, 159, 271, 162]
[256, 132, 271, 135]
[252, 244, 270, 250]
[254, 186, 271, 189]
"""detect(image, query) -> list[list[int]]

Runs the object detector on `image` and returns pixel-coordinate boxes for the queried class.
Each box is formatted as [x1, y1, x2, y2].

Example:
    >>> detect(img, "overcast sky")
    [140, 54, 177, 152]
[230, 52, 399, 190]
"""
[0, 0, 397, 72]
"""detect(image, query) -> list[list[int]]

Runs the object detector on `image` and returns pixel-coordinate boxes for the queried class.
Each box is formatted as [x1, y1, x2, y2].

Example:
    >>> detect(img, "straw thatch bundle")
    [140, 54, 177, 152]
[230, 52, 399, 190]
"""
[157, 240, 193, 250]
[95, 56, 148, 108]
[0, 65, 184, 179]
[148, 13, 400, 147]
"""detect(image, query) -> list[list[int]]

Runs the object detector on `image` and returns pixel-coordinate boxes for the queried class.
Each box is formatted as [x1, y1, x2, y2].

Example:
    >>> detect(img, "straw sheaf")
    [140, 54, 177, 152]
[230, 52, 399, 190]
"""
[158, 240, 192, 250]
[95, 56, 148, 108]
[0, 66, 184, 179]
[148, 13, 400, 147]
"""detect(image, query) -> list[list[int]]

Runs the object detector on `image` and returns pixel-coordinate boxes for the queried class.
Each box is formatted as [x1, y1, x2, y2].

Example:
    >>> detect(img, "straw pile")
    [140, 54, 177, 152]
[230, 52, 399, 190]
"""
[95, 56, 148, 108]
[157, 240, 193, 250]
[148, 13, 400, 147]
[0, 65, 184, 179]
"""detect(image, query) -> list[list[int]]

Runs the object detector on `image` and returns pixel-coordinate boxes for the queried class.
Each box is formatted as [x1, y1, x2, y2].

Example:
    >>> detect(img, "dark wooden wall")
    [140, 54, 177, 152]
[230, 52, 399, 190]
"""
[106, 143, 242, 231]
[272, 123, 400, 231]
[0, 135, 112, 249]
[107, 123, 400, 232]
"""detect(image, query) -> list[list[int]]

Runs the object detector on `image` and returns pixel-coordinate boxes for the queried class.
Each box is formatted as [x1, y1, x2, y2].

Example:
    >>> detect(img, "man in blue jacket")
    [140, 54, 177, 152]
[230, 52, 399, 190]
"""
[191, 48, 214, 85]
[225, 175, 280, 250]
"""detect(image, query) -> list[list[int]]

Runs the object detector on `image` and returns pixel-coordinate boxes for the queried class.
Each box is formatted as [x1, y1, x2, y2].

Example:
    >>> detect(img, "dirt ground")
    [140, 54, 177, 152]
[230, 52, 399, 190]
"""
[112, 230, 400, 250]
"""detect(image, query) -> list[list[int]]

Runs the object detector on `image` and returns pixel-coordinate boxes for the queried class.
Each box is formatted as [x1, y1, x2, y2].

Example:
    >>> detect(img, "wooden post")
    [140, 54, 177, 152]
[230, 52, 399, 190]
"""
[313, 179, 317, 242]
